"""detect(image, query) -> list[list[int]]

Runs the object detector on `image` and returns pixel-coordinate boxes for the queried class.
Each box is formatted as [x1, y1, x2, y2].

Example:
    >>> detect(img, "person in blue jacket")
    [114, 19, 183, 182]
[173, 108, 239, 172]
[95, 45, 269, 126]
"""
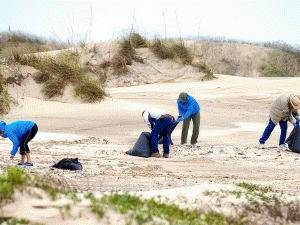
[142, 109, 175, 158]
[177, 92, 200, 148]
[0, 121, 38, 166]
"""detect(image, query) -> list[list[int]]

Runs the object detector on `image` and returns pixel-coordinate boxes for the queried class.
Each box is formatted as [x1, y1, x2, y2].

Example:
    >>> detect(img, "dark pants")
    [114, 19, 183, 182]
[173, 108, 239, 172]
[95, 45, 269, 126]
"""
[259, 118, 287, 145]
[151, 117, 174, 154]
[181, 111, 200, 145]
[20, 124, 38, 155]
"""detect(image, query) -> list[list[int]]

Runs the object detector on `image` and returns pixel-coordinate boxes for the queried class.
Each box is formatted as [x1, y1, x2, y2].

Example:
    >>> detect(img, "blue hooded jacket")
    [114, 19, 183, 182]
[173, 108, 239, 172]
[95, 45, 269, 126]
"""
[177, 93, 200, 119]
[0, 121, 35, 156]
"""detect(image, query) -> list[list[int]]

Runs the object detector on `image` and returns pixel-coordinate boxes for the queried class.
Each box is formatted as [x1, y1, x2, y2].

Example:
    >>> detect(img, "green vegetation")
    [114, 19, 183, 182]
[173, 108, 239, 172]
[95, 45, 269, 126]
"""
[85, 191, 242, 225]
[0, 71, 11, 115]
[150, 37, 175, 60]
[150, 37, 193, 65]
[194, 61, 216, 80]
[1, 168, 300, 224]
[111, 33, 145, 75]
[0, 218, 32, 225]
[0, 31, 64, 63]
[19, 51, 108, 101]
[0, 167, 29, 200]
[259, 49, 300, 77]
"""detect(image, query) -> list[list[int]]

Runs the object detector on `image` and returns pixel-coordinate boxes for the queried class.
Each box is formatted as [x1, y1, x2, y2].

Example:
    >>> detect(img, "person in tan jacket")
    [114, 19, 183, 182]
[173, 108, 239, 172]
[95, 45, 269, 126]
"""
[259, 94, 300, 150]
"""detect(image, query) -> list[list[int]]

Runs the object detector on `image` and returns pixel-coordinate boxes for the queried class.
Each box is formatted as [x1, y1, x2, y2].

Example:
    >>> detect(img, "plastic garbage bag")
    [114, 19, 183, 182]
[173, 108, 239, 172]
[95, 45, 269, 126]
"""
[126, 132, 152, 157]
[51, 158, 83, 170]
[286, 121, 300, 153]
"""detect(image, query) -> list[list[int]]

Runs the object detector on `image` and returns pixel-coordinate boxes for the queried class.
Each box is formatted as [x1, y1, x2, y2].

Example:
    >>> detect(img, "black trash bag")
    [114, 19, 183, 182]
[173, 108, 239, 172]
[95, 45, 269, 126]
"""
[158, 121, 179, 145]
[286, 121, 300, 153]
[51, 158, 83, 170]
[126, 132, 152, 158]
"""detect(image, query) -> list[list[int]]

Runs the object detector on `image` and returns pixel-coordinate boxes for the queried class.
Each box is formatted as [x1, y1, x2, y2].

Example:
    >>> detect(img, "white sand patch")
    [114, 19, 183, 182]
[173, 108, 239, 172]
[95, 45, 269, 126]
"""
[235, 122, 294, 133]
[108, 81, 235, 94]
[31, 132, 83, 142]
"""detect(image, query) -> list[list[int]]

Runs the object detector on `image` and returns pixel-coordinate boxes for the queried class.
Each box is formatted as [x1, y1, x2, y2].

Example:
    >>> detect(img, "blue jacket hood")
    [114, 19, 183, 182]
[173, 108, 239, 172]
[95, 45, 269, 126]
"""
[0, 121, 7, 138]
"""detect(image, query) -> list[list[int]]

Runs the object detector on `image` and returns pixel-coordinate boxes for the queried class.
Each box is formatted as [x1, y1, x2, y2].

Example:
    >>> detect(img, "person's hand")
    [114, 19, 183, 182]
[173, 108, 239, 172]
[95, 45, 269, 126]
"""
[177, 117, 184, 123]
[294, 123, 297, 127]
[296, 117, 300, 122]
[10, 155, 14, 160]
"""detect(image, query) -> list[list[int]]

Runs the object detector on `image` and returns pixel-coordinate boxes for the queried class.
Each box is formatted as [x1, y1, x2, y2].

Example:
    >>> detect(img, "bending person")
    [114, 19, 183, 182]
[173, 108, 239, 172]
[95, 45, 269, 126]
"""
[142, 109, 175, 158]
[177, 92, 200, 148]
[259, 94, 300, 150]
[0, 120, 38, 166]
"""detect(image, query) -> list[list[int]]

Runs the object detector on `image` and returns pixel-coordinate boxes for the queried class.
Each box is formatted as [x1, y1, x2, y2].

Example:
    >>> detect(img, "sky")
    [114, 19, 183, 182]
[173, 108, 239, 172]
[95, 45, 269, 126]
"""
[1, 0, 300, 46]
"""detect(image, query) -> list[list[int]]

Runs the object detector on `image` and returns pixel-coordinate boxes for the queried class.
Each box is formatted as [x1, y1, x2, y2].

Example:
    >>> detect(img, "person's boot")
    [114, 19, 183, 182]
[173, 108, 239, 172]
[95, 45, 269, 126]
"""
[151, 152, 161, 157]
[163, 154, 169, 158]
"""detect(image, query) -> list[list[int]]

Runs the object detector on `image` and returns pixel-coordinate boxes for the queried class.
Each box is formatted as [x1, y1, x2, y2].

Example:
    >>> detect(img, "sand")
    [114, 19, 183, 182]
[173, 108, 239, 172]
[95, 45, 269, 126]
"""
[1, 51, 300, 224]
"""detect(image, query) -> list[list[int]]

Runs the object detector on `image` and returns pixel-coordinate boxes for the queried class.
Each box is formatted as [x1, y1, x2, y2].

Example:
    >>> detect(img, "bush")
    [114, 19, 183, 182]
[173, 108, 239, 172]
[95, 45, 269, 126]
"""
[0, 72, 10, 115]
[0, 167, 29, 201]
[74, 77, 107, 103]
[194, 61, 216, 80]
[150, 37, 175, 60]
[111, 54, 128, 75]
[129, 33, 147, 48]
[259, 49, 300, 77]
[42, 78, 66, 99]
[172, 42, 193, 64]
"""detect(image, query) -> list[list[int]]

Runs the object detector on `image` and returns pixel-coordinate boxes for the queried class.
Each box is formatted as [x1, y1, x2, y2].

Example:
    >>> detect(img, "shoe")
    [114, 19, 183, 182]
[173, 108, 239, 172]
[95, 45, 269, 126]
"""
[192, 143, 199, 148]
[278, 144, 287, 151]
[163, 154, 169, 158]
[16, 163, 25, 166]
[151, 152, 161, 157]
[181, 143, 187, 147]
[259, 143, 265, 149]
[24, 162, 33, 166]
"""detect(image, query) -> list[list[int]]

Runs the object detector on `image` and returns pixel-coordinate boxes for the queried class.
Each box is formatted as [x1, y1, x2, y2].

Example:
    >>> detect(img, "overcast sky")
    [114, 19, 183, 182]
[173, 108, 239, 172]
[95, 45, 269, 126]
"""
[1, 0, 300, 46]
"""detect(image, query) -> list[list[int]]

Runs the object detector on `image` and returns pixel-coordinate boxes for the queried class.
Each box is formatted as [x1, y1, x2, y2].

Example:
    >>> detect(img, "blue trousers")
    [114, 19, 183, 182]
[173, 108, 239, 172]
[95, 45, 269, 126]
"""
[151, 117, 174, 154]
[259, 118, 287, 145]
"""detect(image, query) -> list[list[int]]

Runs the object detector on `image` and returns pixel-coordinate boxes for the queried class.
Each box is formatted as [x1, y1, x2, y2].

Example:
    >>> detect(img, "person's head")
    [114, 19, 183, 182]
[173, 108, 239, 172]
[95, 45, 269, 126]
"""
[0, 121, 6, 137]
[179, 92, 187, 104]
[289, 94, 300, 110]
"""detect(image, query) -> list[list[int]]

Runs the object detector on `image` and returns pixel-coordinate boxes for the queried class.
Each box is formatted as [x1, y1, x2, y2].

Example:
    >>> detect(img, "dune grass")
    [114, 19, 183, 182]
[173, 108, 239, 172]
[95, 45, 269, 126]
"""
[1, 167, 300, 224]
[111, 33, 146, 75]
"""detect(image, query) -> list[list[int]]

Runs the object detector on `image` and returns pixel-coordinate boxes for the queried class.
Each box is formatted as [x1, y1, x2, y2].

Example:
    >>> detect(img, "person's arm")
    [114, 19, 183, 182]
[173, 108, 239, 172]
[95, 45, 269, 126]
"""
[7, 131, 20, 156]
[177, 100, 183, 117]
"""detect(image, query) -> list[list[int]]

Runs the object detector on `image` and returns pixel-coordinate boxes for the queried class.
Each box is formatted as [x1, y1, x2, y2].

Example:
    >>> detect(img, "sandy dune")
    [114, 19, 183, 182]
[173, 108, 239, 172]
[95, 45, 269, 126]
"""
[1, 42, 300, 224]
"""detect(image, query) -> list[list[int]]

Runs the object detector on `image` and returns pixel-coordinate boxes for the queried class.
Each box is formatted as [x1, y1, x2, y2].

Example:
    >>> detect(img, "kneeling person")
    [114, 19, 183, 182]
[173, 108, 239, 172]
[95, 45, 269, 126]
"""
[142, 109, 175, 158]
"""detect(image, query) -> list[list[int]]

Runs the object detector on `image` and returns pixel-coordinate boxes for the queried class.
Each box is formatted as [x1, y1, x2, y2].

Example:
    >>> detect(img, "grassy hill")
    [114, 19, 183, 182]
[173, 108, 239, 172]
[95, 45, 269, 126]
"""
[0, 31, 300, 115]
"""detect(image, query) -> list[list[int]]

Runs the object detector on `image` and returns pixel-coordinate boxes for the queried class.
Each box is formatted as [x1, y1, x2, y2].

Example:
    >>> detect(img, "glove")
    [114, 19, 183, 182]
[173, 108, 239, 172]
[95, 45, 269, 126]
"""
[294, 123, 297, 127]
[296, 117, 300, 122]
[177, 117, 184, 123]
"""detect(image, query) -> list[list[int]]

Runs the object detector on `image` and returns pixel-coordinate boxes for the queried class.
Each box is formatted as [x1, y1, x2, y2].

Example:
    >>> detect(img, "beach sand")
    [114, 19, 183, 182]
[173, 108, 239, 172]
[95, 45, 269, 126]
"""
[1, 70, 300, 224]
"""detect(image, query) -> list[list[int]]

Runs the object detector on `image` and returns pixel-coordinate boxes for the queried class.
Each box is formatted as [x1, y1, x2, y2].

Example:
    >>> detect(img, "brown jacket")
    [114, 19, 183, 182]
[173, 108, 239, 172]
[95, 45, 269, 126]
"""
[270, 94, 299, 124]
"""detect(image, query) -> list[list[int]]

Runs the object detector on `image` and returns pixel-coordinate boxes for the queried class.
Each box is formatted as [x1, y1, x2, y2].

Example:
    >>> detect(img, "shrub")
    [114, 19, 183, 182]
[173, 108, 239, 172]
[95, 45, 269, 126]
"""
[194, 61, 216, 80]
[172, 42, 193, 64]
[74, 77, 107, 103]
[0, 167, 29, 201]
[42, 78, 66, 99]
[129, 33, 147, 48]
[259, 49, 300, 77]
[150, 37, 175, 60]
[111, 54, 128, 75]
[0, 72, 10, 115]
